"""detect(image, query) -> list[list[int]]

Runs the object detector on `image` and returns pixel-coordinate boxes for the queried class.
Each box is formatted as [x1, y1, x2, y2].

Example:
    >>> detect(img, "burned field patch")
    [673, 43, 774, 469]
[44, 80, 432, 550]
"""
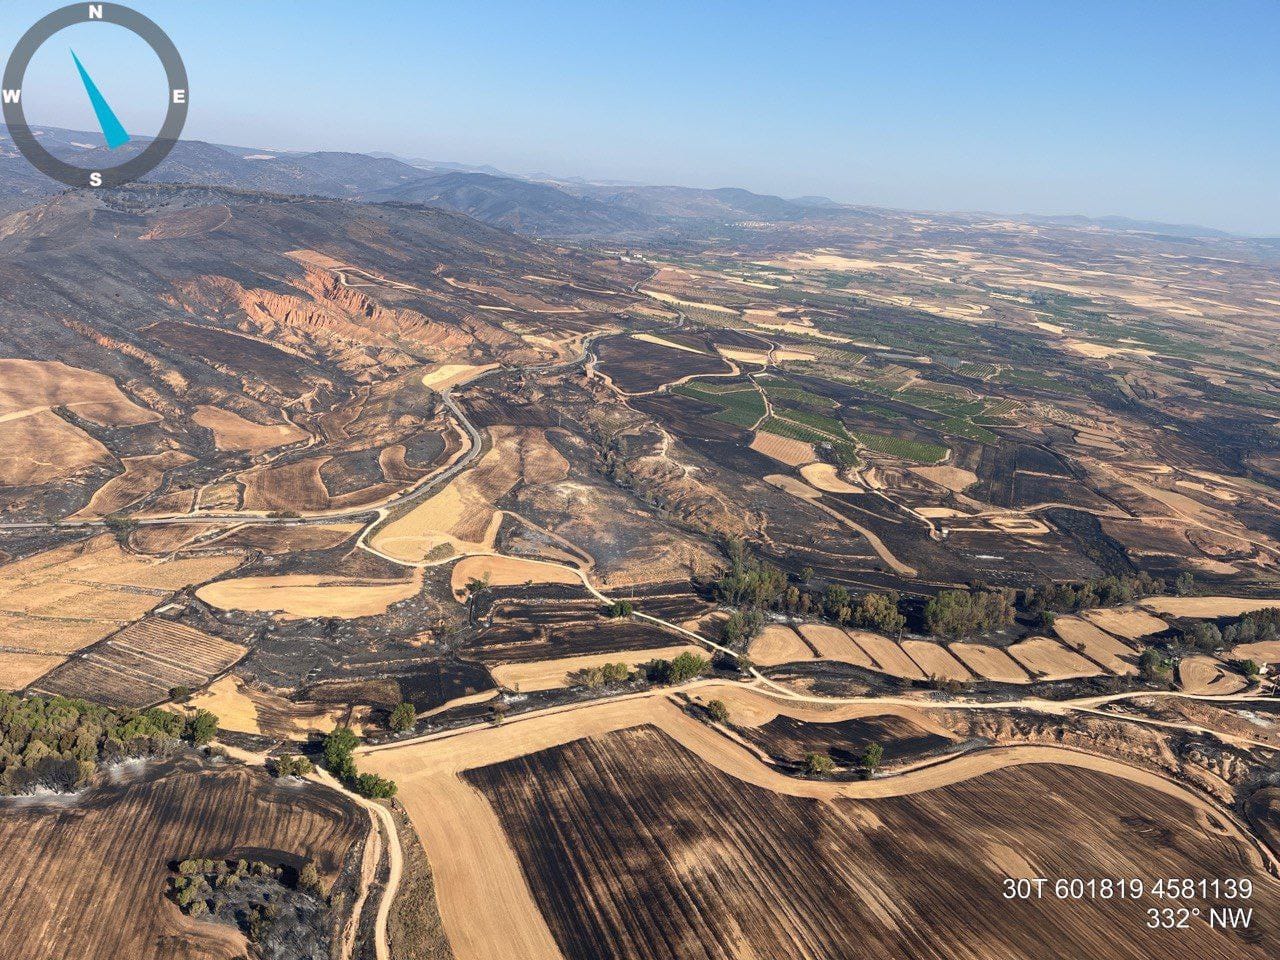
[0, 757, 365, 960]
[739, 713, 956, 768]
[465, 725, 1277, 960]
[469, 620, 687, 665]
[594, 335, 732, 393]
[142, 319, 333, 394]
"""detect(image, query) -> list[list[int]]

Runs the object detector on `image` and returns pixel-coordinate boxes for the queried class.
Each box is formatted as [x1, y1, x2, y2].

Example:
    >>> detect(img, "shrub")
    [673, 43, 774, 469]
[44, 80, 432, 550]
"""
[388, 702, 416, 733]
[804, 752, 834, 776]
[705, 699, 730, 724]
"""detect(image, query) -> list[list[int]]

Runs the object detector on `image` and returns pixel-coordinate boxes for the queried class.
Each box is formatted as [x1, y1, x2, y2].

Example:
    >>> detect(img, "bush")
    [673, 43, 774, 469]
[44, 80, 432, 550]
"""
[185, 709, 219, 746]
[388, 702, 416, 733]
[606, 600, 633, 618]
[648, 652, 710, 686]
[351, 772, 398, 799]
[861, 742, 884, 776]
[270, 754, 313, 778]
[705, 699, 730, 724]
[804, 752, 834, 776]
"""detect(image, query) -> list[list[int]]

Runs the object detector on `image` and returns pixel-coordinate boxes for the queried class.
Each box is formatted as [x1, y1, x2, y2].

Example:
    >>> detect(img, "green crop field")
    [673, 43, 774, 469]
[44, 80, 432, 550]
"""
[674, 382, 765, 427]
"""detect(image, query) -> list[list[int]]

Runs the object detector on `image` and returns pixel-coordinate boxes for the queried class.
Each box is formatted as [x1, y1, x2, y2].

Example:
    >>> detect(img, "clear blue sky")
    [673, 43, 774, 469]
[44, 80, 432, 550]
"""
[3, 0, 1277, 233]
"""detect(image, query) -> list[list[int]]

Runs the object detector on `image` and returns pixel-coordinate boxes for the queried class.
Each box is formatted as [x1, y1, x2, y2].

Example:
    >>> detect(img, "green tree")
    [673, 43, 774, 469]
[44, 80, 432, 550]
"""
[606, 600, 634, 618]
[185, 709, 219, 746]
[1237, 659, 1260, 679]
[352, 772, 398, 799]
[861, 742, 884, 777]
[804, 752, 834, 776]
[389, 702, 416, 733]
[706, 699, 730, 724]
[1174, 572, 1196, 596]
[322, 726, 360, 778]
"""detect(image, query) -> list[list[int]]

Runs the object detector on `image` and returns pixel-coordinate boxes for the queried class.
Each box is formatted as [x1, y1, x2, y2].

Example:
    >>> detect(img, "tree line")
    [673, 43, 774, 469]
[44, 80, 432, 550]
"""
[0, 692, 217, 795]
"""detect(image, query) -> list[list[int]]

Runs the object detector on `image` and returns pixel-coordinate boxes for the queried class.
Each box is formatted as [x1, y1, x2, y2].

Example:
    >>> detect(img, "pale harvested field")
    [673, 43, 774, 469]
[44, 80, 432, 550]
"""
[421, 362, 499, 391]
[1052, 617, 1139, 675]
[908, 465, 979, 492]
[0, 652, 65, 691]
[854, 631, 927, 679]
[450, 555, 582, 600]
[1141, 596, 1280, 618]
[0, 614, 119, 654]
[748, 624, 813, 666]
[1233, 640, 1280, 665]
[1079, 606, 1169, 639]
[0, 359, 158, 426]
[361, 688, 1274, 960]
[640, 289, 738, 315]
[796, 623, 873, 667]
[197, 571, 422, 620]
[0, 537, 242, 652]
[187, 675, 263, 733]
[491, 645, 702, 693]
[1178, 656, 1249, 695]
[630, 333, 707, 355]
[717, 346, 770, 365]
[192, 405, 306, 453]
[0, 409, 111, 486]
[799, 462, 860, 492]
[371, 427, 534, 562]
[1006, 637, 1098, 680]
[73, 451, 194, 518]
[186, 675, 347, 738]
[949, 643, 1031, 683]
[901, 640, 973, 682]
[749, 431, 815, 466]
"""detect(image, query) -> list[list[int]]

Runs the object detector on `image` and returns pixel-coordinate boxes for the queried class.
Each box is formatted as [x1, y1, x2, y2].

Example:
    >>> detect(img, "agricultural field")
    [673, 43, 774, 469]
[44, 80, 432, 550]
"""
[366, 694, 1278, 960]
[1, 149, 1280, 960]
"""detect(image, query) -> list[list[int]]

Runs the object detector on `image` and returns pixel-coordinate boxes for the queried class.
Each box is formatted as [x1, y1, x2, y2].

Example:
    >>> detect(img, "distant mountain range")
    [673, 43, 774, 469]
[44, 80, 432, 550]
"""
[0, 124, 1264, 244]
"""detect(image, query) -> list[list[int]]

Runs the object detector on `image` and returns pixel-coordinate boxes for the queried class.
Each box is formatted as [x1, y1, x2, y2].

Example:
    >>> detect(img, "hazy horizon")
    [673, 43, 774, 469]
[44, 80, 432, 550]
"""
[3, 0, 1277, 234]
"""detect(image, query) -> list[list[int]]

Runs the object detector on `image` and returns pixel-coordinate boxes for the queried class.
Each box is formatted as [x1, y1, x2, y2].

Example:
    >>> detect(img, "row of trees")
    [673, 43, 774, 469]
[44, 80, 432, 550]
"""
[1178, 607, 1279, 654]
[923, 588, 1016, 640]
[804, 742, 883, 778]
[1025, 572, 1182, 617]
[0, 692, 217, 795]
[322, 726, 397, 799]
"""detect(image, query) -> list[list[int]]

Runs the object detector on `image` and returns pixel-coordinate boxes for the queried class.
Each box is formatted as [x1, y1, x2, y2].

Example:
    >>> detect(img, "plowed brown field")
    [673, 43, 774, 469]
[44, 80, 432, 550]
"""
[0, 759, 365, 960]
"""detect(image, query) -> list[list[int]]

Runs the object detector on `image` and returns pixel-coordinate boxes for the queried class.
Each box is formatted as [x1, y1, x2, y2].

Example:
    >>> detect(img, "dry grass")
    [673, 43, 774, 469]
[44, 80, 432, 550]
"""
[1141, 596, 1280, 618]
[796, 623, 873, 667]
[750, 432, 815, 466]
[238, 456, 331, 513]
[491, 645, 702, 693]
[361, 687, 1272, 960]
[1233, 640, 1280, 665]
[855, 632, 927, 679]
[450, 555, 582, 600]
[1079, 607, 1169, 639]
[421, 363, 499, 391]
[748, 624, 813, 666]
[371, 427, 533, 562]
[197, 571, 422, 620]
[799, 462, 860, 492]
[0, 652, 65, 691]
[1052, 617, 1138, 675]
[1177, 656, 1249, 695]
[949, 643, 1031, 683]
[192, 405, 307, 454]
[0, 537, 242, 653]
[901, 640, 973, 682]
[1006, 637, 1098, 680]
[72, 451, 194, 518]
[908, 465, 979, 492]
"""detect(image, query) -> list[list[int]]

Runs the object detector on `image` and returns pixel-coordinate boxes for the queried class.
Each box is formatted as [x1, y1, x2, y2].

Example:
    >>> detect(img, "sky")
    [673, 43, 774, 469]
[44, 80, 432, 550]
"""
[2, 0, 1277, 234]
